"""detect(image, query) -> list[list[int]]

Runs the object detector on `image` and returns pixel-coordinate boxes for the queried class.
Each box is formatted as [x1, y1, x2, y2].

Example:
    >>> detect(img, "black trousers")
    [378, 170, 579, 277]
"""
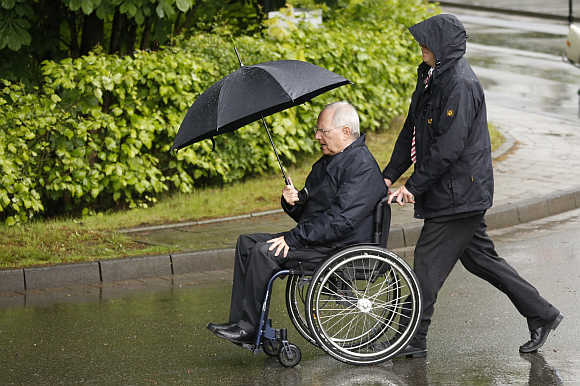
[410, 213, 559, 348]
[228, 233, 334, 333]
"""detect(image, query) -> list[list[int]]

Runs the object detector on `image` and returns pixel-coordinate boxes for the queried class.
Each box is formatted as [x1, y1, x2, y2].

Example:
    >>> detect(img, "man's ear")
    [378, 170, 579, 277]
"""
[342, 125, 351, 138]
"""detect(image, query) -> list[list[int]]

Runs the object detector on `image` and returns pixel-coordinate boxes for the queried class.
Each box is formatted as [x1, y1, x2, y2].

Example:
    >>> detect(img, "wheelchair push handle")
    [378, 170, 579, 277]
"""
[373, 196, 395, 245]
[373, 195, 398, 217]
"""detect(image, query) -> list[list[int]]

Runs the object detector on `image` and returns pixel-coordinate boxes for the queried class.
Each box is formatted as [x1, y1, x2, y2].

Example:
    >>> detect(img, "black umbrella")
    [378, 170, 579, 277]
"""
[172, 53, 351, 183]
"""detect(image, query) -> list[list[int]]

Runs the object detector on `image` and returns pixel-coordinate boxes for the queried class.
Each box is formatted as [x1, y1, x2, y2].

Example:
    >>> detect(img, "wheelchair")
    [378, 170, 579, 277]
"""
[239, 197, 422, 367]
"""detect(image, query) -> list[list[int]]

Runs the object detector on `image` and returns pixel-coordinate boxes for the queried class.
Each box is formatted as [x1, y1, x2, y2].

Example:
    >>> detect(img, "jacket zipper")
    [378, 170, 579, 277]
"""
[449, 176, 455, 206]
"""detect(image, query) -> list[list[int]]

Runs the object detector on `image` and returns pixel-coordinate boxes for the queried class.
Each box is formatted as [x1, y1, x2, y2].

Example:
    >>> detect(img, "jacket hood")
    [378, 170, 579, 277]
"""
[409, 14, 466, 74]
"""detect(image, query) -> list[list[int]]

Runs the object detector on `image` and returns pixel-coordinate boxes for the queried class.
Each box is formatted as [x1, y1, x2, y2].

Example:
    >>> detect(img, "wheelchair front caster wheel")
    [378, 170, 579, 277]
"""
[263, 339, 281, 357]
[278, 343, 301, 367]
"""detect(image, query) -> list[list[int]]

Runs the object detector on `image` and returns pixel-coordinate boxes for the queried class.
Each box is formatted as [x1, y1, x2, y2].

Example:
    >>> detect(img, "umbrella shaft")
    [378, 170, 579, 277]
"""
[261, 116, 289, 185]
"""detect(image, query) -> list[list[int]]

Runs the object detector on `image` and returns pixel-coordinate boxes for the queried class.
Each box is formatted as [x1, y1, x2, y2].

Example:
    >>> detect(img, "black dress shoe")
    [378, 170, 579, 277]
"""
[519, 313, 564, 353]
[207, 322, 235, 333]
[394, 344, 427, 359]
[214, 324, 255, 344]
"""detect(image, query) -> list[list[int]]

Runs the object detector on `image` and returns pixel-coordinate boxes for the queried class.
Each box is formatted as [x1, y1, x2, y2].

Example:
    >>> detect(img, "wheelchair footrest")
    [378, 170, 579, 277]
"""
[240, 342, 255, 351]
[277, 328, 287, 342]
[261, 319, 288, 342]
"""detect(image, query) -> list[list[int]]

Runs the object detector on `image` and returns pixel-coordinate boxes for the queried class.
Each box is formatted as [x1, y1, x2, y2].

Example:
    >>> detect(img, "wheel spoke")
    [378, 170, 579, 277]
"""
[331, 270, 361, 295]
[319, 288, 359, 303]
[363, 256, 380, 297]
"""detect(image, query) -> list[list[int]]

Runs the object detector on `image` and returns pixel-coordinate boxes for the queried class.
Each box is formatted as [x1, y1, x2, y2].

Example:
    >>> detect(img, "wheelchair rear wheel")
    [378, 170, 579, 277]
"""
[305, 246, 422, 365]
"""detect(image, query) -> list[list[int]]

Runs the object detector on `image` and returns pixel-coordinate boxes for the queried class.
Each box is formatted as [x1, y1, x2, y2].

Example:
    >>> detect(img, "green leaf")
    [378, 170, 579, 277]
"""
[1, 0, 16, 10]
[94, 88, 102, 101]
[81, 0, 95, 14]
[67, 0, 82, 11]
[134, 9, 144, 25]
[5, 216, 16, 226]
[176, 0, 190, 13]
[155, 2, 164, 18]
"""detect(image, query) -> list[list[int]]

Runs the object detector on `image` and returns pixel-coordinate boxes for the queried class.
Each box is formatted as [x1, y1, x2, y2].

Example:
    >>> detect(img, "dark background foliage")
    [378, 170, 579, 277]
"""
[0, 0, 437, 224]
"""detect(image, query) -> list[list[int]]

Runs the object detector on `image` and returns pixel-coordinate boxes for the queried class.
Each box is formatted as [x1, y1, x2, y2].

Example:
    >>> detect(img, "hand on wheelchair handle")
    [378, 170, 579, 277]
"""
[388, 185, 415, 206]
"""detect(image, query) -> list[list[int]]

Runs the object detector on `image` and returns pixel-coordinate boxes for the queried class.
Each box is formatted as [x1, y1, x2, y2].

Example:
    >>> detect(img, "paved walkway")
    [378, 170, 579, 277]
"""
[1, 9, 579, 295]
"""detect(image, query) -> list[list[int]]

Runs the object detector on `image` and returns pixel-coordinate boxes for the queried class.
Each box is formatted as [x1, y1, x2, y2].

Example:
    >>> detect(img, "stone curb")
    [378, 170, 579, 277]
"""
[118, 209, 284, 234]
[100, 255, 172, 282]
[24, 262, 101, 290]
[2, 186, 579, 293]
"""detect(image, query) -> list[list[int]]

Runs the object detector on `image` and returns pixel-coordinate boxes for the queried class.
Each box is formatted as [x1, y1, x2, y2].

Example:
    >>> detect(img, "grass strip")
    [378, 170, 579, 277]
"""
[0, 122, 504, 268]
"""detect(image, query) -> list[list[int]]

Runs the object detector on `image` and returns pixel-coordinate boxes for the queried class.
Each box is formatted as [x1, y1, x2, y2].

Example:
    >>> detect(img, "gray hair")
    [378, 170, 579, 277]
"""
[324, 101, 360, 138]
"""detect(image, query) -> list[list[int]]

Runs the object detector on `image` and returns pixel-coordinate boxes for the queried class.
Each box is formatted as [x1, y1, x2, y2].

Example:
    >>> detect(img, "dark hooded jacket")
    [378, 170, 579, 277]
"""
[282, 134, 386, 250]
[383, 14, 494, 219]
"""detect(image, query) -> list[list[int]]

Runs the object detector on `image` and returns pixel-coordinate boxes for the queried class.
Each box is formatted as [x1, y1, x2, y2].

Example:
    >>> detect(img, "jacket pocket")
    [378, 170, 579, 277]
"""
[451, 173, 478, 207]
[423, 175, 454, 213]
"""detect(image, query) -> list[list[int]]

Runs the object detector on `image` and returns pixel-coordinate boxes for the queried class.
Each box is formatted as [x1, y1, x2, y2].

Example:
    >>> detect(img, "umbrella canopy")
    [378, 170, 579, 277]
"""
[172, 60, 351, 151]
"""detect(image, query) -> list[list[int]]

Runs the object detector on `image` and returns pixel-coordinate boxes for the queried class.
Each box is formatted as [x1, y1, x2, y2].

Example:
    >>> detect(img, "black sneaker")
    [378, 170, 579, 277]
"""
[394, 344, 427, 359]
[207, 322, 235, 333]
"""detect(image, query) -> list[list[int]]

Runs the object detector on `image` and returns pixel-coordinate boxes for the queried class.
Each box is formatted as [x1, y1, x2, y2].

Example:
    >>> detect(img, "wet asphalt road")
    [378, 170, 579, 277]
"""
[1, 208, 579, 385]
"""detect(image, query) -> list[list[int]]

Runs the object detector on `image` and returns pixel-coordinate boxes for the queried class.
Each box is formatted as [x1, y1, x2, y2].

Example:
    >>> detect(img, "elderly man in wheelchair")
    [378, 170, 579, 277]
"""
[207, 101, 422, 367]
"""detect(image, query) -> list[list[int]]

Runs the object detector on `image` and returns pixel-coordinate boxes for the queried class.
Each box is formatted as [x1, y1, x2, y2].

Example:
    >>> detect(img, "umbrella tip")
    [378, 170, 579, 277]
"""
[234, 45, 244, 67]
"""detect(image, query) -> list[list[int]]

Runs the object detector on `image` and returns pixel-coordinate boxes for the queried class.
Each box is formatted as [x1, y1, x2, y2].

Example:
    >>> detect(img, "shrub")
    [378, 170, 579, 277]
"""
[0, 0, 438, 224]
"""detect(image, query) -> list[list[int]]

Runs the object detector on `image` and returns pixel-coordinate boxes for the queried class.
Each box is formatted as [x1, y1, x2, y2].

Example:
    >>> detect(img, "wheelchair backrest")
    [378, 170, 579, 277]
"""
[289, 197, 392, 277]
[373, 197, 391, 248]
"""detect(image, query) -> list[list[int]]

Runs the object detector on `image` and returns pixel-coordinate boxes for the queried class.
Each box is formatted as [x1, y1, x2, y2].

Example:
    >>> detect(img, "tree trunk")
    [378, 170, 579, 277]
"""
[150, 17, 160, 51]
[140, 16, 153, 50]
[182, 3, 200, 30]
[261, 0, 285, 13]
[124, 19, 138, 55]
[68, 11, 80, 57]
[173, 12, 182, 37]
[102, 91, 113, 113]
[109, 8, 123, 54]
[36, 0, 64, 60]
[80, 13, 104, 55]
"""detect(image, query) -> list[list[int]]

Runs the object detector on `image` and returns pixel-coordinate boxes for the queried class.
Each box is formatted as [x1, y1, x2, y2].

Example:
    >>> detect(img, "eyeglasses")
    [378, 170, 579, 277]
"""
[314, 126, 342, 136]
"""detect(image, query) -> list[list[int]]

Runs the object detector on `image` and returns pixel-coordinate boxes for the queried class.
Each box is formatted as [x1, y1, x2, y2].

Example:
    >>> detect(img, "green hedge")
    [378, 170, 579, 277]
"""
[0, 0, 437, 225]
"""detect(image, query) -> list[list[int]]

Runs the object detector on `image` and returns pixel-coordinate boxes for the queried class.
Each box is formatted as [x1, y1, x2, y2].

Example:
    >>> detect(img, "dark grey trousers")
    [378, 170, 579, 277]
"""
[411, 213, 559, 348]
[229, 233, 334, 333]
